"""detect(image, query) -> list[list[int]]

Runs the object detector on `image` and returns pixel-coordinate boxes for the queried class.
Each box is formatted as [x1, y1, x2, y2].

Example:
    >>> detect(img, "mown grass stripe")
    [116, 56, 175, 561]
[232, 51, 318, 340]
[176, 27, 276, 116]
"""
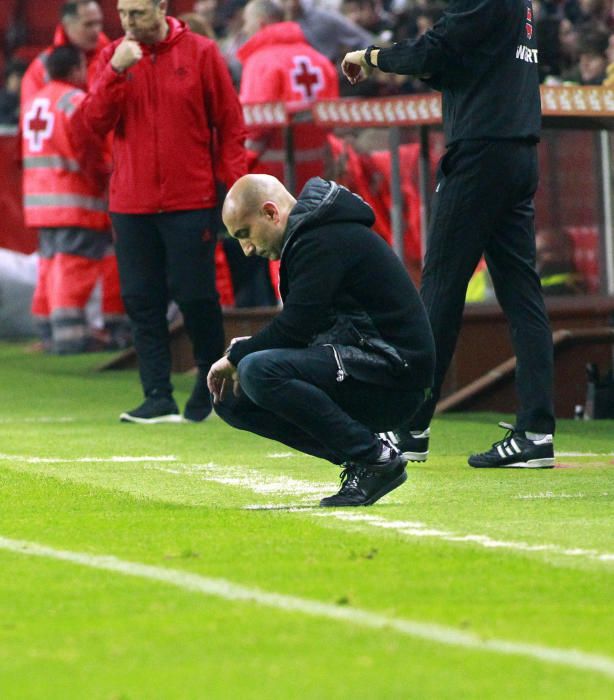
[1, 535, 613, 679]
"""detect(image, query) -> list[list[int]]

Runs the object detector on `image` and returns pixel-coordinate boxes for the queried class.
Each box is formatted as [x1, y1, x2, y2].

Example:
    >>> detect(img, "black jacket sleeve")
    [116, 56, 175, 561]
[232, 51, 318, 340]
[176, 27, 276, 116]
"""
[377, 0, 506, 76]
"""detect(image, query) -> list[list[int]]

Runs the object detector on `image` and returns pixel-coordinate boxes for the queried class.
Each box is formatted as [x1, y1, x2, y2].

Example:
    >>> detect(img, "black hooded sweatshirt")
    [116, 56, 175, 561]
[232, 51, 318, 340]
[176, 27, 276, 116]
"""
[228, 178, 435, 390]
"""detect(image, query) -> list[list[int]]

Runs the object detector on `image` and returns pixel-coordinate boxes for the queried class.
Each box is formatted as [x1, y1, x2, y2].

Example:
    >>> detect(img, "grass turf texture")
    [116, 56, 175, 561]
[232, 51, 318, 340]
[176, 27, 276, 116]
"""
[0, 341, 612, 699]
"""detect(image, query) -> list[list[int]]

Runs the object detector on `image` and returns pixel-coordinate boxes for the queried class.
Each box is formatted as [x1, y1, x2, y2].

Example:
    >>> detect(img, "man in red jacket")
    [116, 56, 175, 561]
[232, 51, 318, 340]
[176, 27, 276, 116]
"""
[76, 0, 247, 423]
[22, 46, 123, 354]
[238, 0, 339, 193]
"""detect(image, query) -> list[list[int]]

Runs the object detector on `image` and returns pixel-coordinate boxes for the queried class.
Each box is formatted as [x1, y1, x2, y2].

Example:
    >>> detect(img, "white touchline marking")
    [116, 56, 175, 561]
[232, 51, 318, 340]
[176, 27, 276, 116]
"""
[513, 492, 594, 500]
[0, 416, 76, 424]
[309, 512, 614, 563]
[557, 452, 614, 457]
[149, 463, 614, 564]
[148, 463, 332, 499]
[1, 535, 613, 679]
[0, 454, 178, 464]
[267, 452, 297, 459]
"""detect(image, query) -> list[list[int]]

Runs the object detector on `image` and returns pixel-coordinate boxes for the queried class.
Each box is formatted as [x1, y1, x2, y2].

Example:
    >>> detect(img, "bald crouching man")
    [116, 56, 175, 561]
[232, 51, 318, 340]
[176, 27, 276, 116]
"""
[207, 175, 435, 507]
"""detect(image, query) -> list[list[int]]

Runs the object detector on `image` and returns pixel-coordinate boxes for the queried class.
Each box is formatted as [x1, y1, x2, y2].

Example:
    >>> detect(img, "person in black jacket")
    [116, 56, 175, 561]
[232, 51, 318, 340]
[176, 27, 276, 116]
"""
[207, 174, 435, 507]
[342, 0, 556, 469]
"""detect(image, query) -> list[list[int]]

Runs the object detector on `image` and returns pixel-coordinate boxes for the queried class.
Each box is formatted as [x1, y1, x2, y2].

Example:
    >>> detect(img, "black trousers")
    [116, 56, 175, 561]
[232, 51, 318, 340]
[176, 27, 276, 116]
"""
[111, 209, 225, 398]
[214, 347, 426, 465]
[411, 139, 555, 434]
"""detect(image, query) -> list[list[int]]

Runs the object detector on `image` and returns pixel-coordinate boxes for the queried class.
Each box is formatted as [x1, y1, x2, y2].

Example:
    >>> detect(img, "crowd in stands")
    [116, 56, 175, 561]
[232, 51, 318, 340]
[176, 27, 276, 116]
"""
[2, 0, 614, 122]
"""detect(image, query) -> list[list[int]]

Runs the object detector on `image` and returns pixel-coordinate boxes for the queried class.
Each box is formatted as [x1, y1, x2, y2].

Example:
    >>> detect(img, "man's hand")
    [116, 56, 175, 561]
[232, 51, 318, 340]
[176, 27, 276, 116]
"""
[342, 50, 373, 85]
[207, 356, 240, 403]
[111, 35, 143, 73]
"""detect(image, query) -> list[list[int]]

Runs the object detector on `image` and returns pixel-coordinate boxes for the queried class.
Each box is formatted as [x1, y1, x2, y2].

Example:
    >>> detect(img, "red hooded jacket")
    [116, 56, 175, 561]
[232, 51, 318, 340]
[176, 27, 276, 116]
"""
[75, 18, 247, 214]
[237, 22, 338, 192]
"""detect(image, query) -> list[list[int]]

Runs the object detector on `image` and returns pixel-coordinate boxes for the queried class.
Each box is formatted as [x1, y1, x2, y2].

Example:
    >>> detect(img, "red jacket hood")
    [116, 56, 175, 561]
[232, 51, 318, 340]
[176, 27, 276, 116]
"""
[52, 23, 110, 60]
[237, 22, 308, 63]
[107, 17, 188, 55]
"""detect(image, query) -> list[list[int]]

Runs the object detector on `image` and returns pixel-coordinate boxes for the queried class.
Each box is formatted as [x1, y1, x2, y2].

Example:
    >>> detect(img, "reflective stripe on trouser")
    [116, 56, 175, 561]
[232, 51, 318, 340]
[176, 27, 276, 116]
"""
[50, 307, 88, 354]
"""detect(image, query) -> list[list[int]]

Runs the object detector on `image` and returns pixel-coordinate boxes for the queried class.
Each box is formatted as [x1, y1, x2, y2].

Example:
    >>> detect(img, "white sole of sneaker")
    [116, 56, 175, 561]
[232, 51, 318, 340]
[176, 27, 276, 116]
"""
[504, 458, 555, 468]
[119, 413, 184, 424]
[403, 451, 428, 462]
[470, 458, 555, 469]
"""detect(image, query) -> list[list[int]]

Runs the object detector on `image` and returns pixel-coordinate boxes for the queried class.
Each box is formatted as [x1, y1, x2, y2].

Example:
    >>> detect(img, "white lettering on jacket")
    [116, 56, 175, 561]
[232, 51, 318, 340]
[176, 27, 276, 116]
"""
[516, 45, 539, 63]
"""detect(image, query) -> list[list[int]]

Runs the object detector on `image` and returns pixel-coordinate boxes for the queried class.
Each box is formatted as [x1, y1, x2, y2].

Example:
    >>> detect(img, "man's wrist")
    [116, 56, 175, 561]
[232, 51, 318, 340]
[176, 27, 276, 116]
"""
[364, 45, 381, 68]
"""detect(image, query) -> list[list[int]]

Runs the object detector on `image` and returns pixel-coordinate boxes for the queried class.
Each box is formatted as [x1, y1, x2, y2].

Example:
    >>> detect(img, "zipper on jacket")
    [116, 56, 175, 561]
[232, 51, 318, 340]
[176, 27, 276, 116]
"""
[324, 344, 347, 382]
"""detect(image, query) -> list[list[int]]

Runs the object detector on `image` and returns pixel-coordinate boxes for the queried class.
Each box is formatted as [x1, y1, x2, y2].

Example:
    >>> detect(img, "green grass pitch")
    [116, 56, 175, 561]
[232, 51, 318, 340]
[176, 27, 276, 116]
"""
[0, 341, 612, 699]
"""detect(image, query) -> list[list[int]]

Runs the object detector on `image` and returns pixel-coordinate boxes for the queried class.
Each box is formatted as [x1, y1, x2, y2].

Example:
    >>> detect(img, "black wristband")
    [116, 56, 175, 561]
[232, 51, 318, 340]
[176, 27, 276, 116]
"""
[364, 45, 380, 68]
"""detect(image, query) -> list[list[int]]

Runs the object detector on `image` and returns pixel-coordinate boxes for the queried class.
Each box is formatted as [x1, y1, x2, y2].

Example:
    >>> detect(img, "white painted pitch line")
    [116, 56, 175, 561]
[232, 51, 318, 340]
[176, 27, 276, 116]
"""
[309, 512, 614, 563]
[557, 452, 614, 457]
[0, 454, 178, 464]
[147, 462, 332, 498]
[267, 452, 297, 459]
[149, 463, 614, 564]
[0, 416, 76, 424]
[513, 492, 610, 500]
[1, 535, 613, 680]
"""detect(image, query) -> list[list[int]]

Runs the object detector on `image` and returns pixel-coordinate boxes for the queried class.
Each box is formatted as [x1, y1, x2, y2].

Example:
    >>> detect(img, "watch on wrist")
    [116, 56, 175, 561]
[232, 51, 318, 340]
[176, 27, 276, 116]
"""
[364, 45, 380, 68]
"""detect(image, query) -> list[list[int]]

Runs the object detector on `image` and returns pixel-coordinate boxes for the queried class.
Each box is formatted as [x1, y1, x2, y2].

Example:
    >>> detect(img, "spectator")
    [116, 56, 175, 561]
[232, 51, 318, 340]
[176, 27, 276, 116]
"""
[536, 228, 585, 295]
[76, 0, 247, 424]
[279, 0, 374, 62]
[194, 0, 223, 35]
[558, 17, 580, 75]
[0, 59, 27, 126]
[21, 46, 126, 354]
[238, 0, 340, 192]
[217, 0, 249, 88]
[179, 12, 217, 38]
[208, 174, 435, 507]
[576, 27, 609, 83]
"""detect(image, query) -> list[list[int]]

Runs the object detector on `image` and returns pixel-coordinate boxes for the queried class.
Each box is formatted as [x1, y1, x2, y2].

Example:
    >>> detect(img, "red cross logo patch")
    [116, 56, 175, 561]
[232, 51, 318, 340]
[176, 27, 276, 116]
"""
[24, 98, 55, 152]
[290, 56, 324, 101]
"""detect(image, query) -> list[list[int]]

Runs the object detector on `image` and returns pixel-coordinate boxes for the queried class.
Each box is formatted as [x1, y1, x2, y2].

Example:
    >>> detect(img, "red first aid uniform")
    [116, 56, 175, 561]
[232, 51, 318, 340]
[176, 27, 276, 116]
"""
[20, 26, 121, 341]
[22, 79, 123, 345]
[237, 22, 339, 193]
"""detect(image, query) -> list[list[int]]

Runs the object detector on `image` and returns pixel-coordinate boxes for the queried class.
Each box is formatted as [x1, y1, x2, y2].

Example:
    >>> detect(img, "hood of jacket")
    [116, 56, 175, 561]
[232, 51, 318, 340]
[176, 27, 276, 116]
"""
[281, 177, 375, 259]
[237, 22, 308, 63]
[52, 23, 110, 60]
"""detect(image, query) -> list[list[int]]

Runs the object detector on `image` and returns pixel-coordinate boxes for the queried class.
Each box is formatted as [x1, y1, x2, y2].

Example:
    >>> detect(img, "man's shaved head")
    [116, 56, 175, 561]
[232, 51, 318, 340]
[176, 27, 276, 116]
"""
[223, 174, 289, 223]
[223, 174, 296, 260]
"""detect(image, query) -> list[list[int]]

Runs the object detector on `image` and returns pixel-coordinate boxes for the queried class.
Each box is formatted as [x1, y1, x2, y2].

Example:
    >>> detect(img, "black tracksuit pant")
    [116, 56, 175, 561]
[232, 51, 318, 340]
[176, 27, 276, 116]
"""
[215, 346, 426, 465]
[111, 209, 225, 398]
[410, 139, 555, 434]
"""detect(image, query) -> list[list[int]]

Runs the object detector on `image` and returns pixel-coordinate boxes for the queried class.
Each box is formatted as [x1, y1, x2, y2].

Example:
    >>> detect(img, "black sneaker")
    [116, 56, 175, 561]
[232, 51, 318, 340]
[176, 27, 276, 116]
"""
[468, 422, 555, 469]
[184, 373, 213, 423]
[381, 428, 429, 462]
[120, 396, 182, 424]
[319, 450, 408, 507]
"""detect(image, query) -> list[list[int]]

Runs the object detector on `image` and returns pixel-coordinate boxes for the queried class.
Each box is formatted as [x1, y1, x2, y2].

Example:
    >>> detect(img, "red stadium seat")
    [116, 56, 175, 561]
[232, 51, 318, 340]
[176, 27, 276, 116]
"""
[566, 225, 600, 294]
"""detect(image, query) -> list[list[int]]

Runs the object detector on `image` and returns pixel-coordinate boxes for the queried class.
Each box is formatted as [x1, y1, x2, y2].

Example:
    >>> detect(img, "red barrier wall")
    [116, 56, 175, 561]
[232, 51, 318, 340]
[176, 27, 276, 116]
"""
[0, 134, 37, 254]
